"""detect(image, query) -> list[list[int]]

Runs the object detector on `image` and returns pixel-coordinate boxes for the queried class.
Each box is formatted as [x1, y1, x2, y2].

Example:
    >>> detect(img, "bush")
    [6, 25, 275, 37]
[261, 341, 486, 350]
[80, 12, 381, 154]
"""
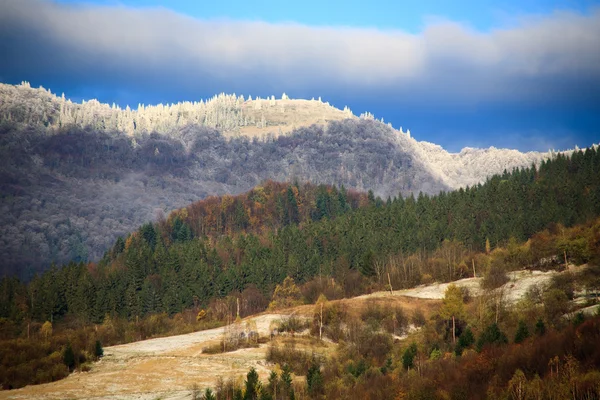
[481, 258, 509, 290]
[277, 314, 309, 334]
[80, 363, 92, 372]
[361, 302, 407, 335]
[411, 309, 426, 327]
[355, 329, 393, 364]
[543, 289, 571, 327]
[266, 344, 314, 375]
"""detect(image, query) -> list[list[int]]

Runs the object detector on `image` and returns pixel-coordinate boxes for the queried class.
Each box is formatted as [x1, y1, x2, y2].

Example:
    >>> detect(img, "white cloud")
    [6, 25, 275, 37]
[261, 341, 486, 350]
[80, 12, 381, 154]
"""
[1, 0, 599, 104]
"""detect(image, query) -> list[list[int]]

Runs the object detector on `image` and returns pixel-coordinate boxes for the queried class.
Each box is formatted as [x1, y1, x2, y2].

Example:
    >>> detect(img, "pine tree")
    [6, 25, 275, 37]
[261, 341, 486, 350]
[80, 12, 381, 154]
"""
[402, 342, 418, 370]
[306, 358, 323, 396]
[63, 342, 76, 371]
[514, 320, 529, 343]
[534, 319, 546, 336]
[203, 388, 216, 400]
[244, 367, 260, 400]
[95, 340, 104, 358]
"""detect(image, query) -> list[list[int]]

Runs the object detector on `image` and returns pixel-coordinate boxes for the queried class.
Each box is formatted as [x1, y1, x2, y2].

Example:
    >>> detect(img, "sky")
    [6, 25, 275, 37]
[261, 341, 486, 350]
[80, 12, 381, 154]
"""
[0, 0, 599, 152]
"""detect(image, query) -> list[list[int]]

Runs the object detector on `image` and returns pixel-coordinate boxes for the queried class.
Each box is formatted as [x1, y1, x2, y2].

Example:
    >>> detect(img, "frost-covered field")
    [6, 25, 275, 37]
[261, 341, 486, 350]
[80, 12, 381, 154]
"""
[387, 270, 557, 304]
[0, 315, 284, 400]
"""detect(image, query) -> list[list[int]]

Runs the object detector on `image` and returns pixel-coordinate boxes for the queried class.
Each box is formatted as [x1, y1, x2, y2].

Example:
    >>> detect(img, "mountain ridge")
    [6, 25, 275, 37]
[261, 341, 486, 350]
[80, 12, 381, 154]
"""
[0, 82, 585, 277]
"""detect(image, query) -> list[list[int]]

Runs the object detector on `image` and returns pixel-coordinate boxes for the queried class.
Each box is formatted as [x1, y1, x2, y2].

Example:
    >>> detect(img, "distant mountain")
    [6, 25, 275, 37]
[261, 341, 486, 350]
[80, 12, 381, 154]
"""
[0, 82, 573, 278]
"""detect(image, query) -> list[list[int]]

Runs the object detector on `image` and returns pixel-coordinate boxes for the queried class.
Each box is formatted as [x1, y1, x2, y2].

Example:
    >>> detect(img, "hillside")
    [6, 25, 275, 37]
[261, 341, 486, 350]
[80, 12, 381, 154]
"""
[1, 146, 599, 394]
[0, 82, 578, 277]
[1, 266, 597, 399]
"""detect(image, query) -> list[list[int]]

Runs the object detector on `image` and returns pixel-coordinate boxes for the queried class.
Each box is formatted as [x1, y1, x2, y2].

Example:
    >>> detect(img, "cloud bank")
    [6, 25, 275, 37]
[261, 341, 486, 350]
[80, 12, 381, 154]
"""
[0, 0, 599, 150]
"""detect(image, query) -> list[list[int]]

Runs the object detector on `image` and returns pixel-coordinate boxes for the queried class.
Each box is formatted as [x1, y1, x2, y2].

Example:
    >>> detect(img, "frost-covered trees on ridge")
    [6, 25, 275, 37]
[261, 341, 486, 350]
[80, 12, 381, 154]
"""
[0, 82, 355, 136]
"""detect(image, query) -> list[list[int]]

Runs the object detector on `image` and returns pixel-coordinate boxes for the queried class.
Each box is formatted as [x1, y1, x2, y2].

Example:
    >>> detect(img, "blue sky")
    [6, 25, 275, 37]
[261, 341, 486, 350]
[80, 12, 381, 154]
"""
[53, 0, 598, 31]
[1, 0, 599, 152]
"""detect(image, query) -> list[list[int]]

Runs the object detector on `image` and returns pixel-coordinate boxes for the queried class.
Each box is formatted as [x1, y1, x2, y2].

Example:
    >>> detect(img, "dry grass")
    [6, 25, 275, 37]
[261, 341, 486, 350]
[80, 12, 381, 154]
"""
[0, 295, 435, 400]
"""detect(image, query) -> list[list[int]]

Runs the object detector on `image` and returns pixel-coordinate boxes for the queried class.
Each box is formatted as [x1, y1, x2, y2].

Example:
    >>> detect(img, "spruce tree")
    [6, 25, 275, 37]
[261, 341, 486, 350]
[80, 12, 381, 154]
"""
[63, 343, 75, 371]
[244, 367, 259, 400]
[514, 320, 529, 344]
[94, 340, 104, 358]
[535, 319, 546, 336]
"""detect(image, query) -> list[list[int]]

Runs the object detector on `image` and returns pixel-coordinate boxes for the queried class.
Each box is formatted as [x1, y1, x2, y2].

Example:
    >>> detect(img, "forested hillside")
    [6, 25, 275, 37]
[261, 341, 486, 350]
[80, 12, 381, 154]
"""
[1, 146, 599, 391]
[1, 146, 598, 324]
[0, 82, 571, 278]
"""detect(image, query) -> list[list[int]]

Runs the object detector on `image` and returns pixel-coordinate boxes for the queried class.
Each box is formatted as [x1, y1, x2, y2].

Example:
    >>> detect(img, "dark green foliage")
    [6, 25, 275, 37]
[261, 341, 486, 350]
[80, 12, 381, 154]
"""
[380, 357, 393, 375]
[259, 389, 273, 400]
[402, 342, 418, 370]
[347, 358, 368, 378]
[266, 371, 278, 398]
[281, 364, 292, 388]
[306, 358, 324, 396]
[171, 217, 193, 243]
[281, 364, 295, 400]
[94, 340, 104, 358]
[455, 327, 475, 355]
[113, 236, 125, 256]
[514, 320, 529, 344]
[63, 342, 75, 371]
[535, 318, 546, 336]
[359, 250, 376, 277]
[573, 311, 585, 326]
[140, 223, 157, 250]
[244, 367, 259, 400]
[476, 323, 508, 352]
[203, 388, 216, 400]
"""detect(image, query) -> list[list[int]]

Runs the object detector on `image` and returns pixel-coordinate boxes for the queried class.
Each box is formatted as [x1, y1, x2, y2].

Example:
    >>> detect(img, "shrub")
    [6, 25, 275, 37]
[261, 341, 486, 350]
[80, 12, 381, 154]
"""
[277, 314, 309, 334]
[481, 258, 509, 290]
[412, 309, 426, 327]
[266, 344, 313, 375]
[268, 277, 303, 310]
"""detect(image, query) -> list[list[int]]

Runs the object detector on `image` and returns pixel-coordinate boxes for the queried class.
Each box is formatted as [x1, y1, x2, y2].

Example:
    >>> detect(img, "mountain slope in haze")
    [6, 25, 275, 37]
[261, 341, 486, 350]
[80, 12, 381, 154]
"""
[0, 82, 576, 277]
